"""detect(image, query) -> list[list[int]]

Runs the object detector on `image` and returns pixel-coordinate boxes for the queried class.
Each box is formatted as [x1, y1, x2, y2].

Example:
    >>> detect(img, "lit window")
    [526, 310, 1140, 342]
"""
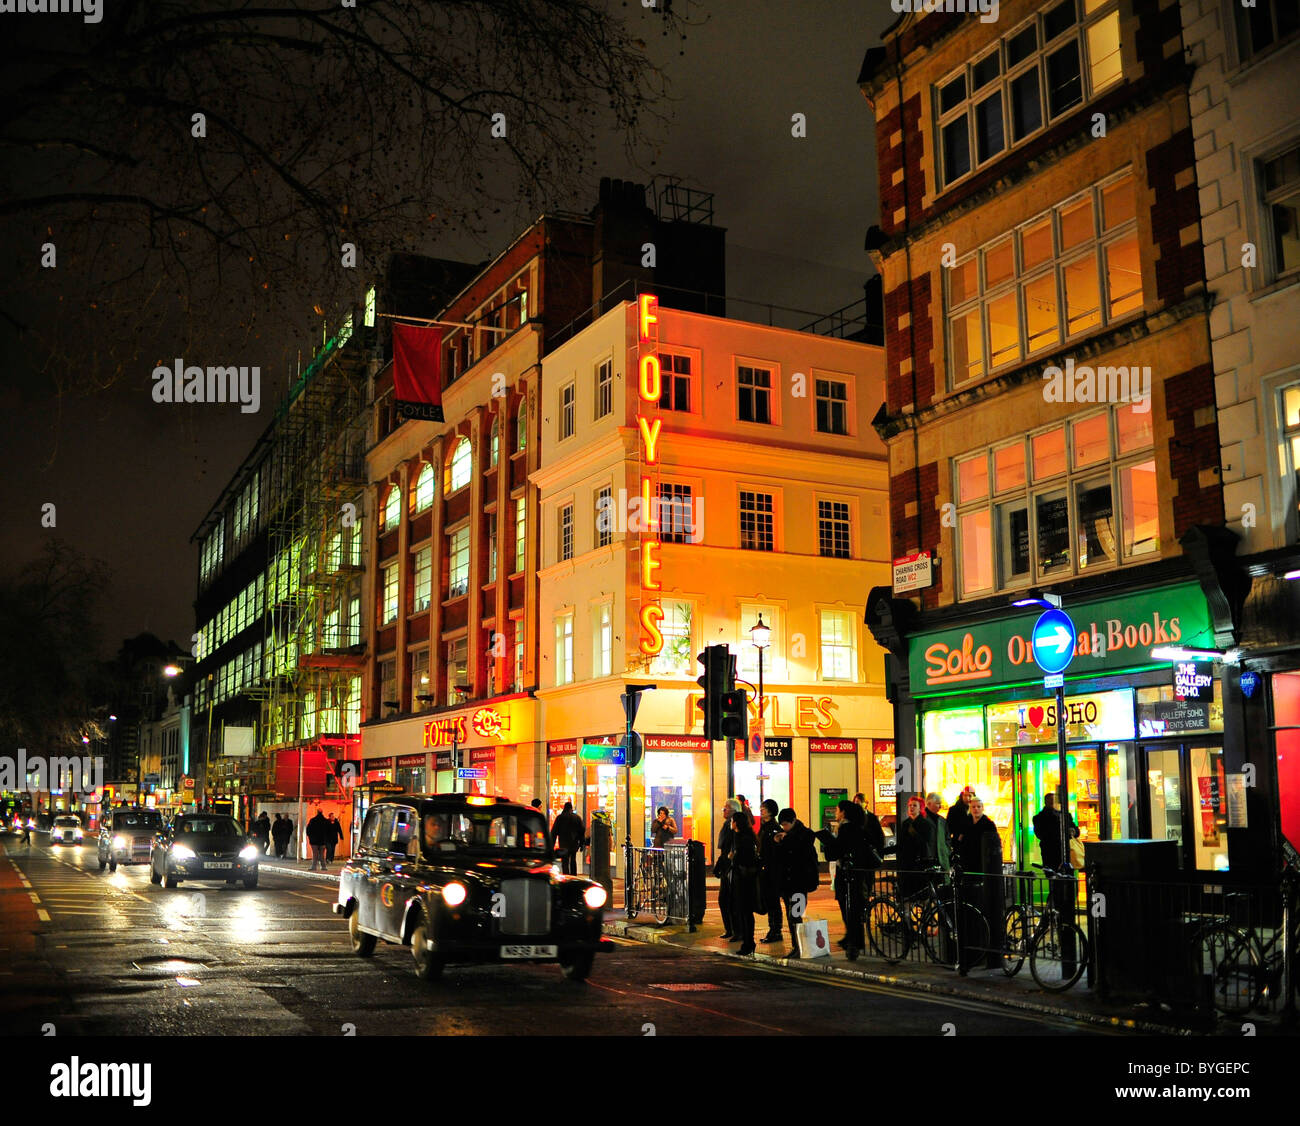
[555, 613, 574, 685]
[657, 483, 694, 545]
[648, 600, 693, 677]
[1278, 383, 1300, 538]
[448, 526, 469, 598]
[447, 639, 468, 703]
[559, 382, 576, 441]
[381, 484, 400, 531]
[559, 503, 574, 562]
[411, 463, 434, 513]
[412, 649, 432, 709]
[514, 497, 527, 574]
[489, 420, 499, 468]
[381, 563, 398, 625]
[379, 659, 397, 712]
[739, 490, 774, 551]
[364, 286, 377, 328]
[818, 500, 851, 558]
[596, 486, 613, 548]
[593, 603, 613, 678]
[413, 547, 432, 612]
[819, 610, 857, 682]
[445, 437, 471, 494]
[488, 527, 498, 582]
[516, 402, 528, 452]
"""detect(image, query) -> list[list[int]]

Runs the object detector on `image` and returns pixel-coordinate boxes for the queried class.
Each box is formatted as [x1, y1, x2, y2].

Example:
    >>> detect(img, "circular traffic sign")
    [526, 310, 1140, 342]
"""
[749, 732, 762, 759]
[1031, 608, 1076, 675]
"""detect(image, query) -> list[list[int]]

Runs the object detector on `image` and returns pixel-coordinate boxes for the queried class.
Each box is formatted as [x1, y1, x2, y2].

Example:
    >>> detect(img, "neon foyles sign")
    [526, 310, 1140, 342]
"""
[637, 294, 664, 656]
[422, 706, 508, 747]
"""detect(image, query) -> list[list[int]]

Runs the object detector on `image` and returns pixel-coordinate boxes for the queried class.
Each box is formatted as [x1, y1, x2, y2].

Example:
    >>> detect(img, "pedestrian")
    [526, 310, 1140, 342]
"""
[326, 813, 344, 862]
[716, 799, 737, 939]
[530, 798, 543, 810]
[924, 792, 951, 871]
[1032, 792, 1078, 871]
[954, 798, 1005, 970]
[774, 808, 819, 958]
[756, 798, 784, 944]
[947, 786, 976, 854]
[270, 813, 289, 859]
[650, 805, 677, 848]
[254, 810, 271, 854]
[550, 801, 585, 875]
[896, 795, 936, 901]
[20, 816, 31, 846]
[736, 794, 753, 823]
[728, 808, 759, 956]
[813, 800, 877, 958]
[306, 807, 330, 871]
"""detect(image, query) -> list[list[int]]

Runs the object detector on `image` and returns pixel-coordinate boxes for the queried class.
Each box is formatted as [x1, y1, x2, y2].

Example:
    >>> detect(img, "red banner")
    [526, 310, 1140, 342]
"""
[392, 322, 445, 422]
[548, 739, 578, 757]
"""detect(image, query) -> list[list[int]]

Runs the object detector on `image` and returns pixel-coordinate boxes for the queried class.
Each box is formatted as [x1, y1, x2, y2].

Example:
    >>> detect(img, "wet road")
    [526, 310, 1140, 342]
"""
[1, 837, 1121, 1036]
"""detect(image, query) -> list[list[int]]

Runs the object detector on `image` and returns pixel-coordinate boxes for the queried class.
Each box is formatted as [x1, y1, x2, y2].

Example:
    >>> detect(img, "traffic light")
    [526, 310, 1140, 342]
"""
[695, 644, 730, 741]
[720, 688, 749, 742]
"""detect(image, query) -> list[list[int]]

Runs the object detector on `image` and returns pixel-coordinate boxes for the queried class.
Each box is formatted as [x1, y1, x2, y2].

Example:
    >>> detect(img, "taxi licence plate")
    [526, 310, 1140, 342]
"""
[500, 945, 557, 959]
[205, 861, 233, 870]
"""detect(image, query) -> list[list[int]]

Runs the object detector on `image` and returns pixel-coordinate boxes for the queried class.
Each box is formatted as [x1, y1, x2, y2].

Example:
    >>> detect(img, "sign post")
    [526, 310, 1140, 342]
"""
[621, 684, 656, 913]
[1031, 607, 1077, 874]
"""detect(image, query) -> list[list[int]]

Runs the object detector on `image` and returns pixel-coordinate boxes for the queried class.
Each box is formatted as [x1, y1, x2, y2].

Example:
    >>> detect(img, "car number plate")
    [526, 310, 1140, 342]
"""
[205, 861, 233, 870]
[500, 944, 557, 959]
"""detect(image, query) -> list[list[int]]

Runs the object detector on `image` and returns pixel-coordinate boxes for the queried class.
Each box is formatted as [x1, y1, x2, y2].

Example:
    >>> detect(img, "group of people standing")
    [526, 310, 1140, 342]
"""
[248, 809, 346, 868]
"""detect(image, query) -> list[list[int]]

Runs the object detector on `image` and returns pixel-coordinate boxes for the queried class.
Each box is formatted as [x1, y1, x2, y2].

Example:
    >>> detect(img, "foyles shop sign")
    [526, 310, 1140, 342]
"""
[909, 582, 1213, 696]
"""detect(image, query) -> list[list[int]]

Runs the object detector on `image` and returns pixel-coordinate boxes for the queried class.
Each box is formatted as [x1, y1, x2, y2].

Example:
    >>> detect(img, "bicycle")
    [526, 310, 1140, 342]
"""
[866, 865, 990, 975]
[625, 846, 669, 924]
[1019, 863, 1088, 992]
[1194, 857, 1300, 1015]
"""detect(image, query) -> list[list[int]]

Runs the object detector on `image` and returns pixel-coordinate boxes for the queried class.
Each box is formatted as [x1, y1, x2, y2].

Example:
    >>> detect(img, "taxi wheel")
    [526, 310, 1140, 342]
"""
[560, 951, 594, 981]
[164, 868, 179, 888]
[348, 911, 376, 957]
[149, 862, 161, 885]
[411, 921, 444, 981]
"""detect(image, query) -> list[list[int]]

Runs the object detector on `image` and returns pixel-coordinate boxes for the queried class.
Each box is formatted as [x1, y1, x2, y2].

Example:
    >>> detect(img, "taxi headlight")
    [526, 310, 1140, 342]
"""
[239, 845, 259, 861]
[74, 830, 83, 839]
[584, 885, 607, 910]
[112, 835, 127, 849]
[172, 844, 196, 860]
[442, 881, 468, 907]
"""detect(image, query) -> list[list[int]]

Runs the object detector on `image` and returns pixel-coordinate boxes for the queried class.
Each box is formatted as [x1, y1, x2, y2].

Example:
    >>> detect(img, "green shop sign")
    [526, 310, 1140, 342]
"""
[908, 582, 1213, 697]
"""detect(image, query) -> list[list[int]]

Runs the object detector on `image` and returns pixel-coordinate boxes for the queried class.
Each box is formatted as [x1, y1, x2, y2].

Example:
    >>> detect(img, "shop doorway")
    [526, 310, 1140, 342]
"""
[734, 760, 791, 819]
[1139, 741, 1228, 871]
[1013, 748, 1102, 868]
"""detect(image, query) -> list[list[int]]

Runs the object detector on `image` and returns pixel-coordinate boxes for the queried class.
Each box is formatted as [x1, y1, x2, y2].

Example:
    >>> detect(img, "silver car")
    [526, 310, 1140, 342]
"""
[50, 815, 84, 845]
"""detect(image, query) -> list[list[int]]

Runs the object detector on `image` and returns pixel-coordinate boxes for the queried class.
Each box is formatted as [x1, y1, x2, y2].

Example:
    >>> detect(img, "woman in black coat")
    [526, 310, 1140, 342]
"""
[728, 809, 759, 956]
[814, 800, 871, 957]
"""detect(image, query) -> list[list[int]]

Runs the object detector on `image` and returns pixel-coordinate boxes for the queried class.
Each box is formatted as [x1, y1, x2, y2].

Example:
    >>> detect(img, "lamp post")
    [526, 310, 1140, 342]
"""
[750, 614, 771, 805]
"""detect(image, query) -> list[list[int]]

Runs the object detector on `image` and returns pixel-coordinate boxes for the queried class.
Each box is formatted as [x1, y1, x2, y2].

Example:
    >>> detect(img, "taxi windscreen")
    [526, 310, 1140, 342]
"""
[422, 810, 549, 854]
[115, 811, 162, 830]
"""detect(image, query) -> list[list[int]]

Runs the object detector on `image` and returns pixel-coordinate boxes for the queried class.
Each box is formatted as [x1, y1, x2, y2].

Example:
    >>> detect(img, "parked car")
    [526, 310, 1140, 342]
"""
[98, 807, 164, 871]
[334, 794, 611, 981]
[50, 815, 84, 845]
[150, 814, 259, 889]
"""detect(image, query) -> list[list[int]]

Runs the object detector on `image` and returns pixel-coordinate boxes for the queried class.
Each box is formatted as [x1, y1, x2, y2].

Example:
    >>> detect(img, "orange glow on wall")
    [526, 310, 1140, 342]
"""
[639, 604, 664, 654]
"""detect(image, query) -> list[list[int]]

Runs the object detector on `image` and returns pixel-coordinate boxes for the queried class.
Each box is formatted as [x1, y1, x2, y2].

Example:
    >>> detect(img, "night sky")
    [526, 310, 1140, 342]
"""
[0, 0, 892, 655]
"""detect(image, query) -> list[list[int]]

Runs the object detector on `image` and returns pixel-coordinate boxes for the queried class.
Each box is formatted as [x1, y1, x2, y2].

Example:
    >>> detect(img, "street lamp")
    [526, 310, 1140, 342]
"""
[750, 614, 770, 804]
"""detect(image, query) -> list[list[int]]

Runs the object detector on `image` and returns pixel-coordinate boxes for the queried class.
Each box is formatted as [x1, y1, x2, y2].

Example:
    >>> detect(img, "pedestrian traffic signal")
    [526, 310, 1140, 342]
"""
[719, 688, 749, 742]
[696, 645, 730, 741]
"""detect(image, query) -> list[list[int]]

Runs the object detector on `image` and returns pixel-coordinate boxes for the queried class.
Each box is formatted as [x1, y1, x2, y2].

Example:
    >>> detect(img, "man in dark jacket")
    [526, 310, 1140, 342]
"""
[306, 808, 330, 871]
[814, 801, 873, 956]
[1032, 792, 1078, 870]
[716, 800, 737, 939]
[954, 798, 1004, 970]
[551, 801, 585, 875]
[271, 813, 292, 859]
[326, 813, 344, 862]
[946, 786, 976, 854]
[254, 811, 272, 854]
[774, 808, 819, 958]
[756, 799, 784, 944]
[896, 795, 936, 900]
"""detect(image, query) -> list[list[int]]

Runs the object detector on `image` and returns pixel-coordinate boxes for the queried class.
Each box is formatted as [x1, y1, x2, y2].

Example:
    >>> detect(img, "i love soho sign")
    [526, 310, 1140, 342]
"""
[909, 582, 1214, 696]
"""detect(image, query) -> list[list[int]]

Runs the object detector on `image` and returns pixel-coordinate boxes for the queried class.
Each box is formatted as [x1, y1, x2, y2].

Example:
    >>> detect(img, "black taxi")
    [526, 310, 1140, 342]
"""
[334, 794, 611, 981]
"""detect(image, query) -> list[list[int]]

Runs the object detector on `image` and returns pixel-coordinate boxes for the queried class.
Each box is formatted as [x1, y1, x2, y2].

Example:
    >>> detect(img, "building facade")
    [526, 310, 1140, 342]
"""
[358, 181, 726, 829]
[533, 297, 891, 874]
[1178, 0, 1300, 862]
[859, 0, 1274, 875]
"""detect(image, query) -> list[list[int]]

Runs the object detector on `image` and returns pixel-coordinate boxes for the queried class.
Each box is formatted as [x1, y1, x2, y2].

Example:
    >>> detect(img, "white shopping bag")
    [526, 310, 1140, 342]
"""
[798, 918, 831, 959]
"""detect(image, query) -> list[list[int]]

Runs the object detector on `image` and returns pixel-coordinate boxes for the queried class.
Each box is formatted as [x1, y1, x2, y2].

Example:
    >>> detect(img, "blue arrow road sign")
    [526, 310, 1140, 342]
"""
[1031, 608, 1076, 675]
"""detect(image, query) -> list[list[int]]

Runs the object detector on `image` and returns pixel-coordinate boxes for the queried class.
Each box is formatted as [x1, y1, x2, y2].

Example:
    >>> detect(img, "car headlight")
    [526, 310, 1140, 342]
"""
[239, 845, 259, 861]
[584, 885, 607, 910]
[74, 831, 83, 839]
[172, 844, 196, 860]
[112, 835, 127, 849]
[441, 881, 467, 907]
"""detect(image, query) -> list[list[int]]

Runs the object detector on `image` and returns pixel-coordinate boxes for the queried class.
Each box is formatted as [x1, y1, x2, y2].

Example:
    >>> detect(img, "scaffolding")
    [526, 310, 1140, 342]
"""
[249, 311, 373, 799]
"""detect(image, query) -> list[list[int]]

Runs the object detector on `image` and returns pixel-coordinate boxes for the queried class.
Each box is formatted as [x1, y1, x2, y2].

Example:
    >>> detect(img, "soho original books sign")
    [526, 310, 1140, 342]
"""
[908, 582, 1213, 696]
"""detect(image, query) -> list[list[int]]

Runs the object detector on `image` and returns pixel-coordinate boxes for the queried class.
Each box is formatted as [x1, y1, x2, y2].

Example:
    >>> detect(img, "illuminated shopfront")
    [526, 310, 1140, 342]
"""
[897, 581, 1239, 872]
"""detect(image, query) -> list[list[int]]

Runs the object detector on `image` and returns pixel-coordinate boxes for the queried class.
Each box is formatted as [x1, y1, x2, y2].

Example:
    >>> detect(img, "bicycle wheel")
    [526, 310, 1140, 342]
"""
[1002, 905, 1029, 977]
[651, 869, 669, 925]
[919, 899, 958, 969]
[955, 901, 990, 975]
[1029, 916, 1088, 992]
[1196, 922, 1258, 1015]
[866, 895, 909, 964]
